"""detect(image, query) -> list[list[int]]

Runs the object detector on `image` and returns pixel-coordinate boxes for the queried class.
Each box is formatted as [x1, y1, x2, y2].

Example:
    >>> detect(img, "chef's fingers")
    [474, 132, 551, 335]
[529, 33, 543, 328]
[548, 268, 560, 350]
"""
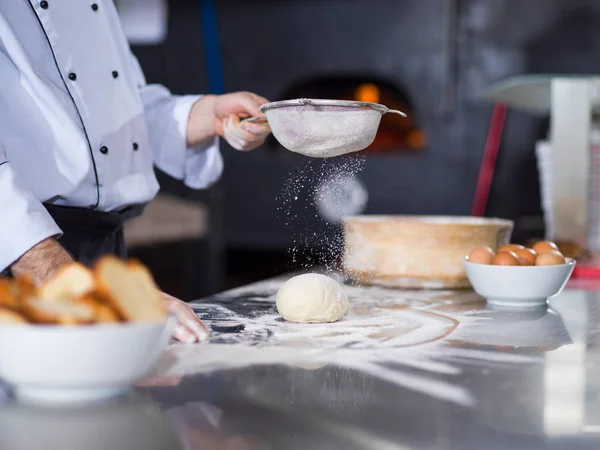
[223, 115, 244, 138]
[230, 115, 270, 147]
[224, 115, 266, 151]
[163, 293, 209, 343]
[240, 137, 267, 151]
[173, 324, 198, 344]
[216, 116, 268, 142]
[240, 119, 271, 137]
[223, 117, 248, 151]
[227, 115, 257, 142]
[232, 93, 264, 117]
[176, 306, 209, 343]
[173, 317, 208, 344]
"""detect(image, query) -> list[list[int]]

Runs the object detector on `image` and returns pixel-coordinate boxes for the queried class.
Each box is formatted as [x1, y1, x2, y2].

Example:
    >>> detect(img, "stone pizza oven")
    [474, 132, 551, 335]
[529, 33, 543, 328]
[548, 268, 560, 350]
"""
[131, 0, 600, 278]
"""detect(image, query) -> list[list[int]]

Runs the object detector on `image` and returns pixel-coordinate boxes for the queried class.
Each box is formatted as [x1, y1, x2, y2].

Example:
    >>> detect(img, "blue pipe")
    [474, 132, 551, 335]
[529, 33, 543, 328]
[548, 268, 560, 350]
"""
[199, 0, 225, 94]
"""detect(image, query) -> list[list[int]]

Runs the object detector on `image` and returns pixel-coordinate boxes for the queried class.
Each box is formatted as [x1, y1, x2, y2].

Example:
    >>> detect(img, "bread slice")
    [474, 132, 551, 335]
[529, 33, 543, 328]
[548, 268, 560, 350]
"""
[12, 275, 38, 302]
[38, 263, 96, 302]
[94, 256, 166, 323]
[22, 298, 96, 325]
[95, 302, 122, 323]
[0, 307, 29, 325]
[0, 279, 19, 309]
[74, 293, 121, 324]
[127, 260, 167, 319]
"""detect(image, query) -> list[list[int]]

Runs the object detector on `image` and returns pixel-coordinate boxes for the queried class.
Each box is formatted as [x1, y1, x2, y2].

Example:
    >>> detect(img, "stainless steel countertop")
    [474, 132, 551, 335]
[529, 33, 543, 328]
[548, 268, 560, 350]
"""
[5, 277, 600, 449]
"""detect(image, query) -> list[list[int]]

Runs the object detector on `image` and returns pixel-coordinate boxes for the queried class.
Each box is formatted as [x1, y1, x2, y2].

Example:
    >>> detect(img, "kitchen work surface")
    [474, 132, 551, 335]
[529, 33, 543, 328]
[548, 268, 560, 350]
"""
[4, 275, 599, 449]
[134, 274, 600, 449]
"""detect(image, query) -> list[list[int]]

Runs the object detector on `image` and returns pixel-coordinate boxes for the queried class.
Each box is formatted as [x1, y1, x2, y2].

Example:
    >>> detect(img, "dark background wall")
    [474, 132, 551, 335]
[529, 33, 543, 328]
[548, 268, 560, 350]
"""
[130, 0, 600, 291]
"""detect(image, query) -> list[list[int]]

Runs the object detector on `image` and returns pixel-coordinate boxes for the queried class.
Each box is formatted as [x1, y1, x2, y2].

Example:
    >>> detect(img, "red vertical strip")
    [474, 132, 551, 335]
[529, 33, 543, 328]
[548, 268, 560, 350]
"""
[471, 103, 508, 217]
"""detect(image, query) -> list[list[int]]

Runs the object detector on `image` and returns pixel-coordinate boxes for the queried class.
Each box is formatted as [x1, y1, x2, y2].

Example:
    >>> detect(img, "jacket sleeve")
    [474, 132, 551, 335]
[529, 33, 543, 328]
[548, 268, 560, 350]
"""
[128, 54, 223, 189]
[0, 141, 62, 272]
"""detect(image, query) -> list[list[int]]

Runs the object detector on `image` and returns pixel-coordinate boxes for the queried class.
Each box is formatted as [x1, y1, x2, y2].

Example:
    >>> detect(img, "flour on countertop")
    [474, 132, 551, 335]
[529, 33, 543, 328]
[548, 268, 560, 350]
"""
[161, 281, 554, 408]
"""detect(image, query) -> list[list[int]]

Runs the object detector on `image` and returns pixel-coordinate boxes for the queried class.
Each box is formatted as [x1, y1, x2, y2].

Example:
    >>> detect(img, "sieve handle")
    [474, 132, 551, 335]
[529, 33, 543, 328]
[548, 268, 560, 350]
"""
[384, 108, 407, 117]
[242, 116, 268, 123]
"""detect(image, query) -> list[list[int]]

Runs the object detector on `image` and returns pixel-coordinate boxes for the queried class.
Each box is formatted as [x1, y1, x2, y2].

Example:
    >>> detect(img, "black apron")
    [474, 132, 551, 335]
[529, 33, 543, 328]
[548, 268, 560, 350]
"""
[44, 204, 145, 267]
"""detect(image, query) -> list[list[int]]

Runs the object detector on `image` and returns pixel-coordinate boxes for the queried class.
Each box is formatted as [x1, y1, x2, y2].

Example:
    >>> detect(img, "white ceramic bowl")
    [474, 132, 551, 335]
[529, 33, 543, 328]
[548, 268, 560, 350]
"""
[0, 393, 180, 450]
[464, 258, 576, 307]
[0, 317, 175, 405]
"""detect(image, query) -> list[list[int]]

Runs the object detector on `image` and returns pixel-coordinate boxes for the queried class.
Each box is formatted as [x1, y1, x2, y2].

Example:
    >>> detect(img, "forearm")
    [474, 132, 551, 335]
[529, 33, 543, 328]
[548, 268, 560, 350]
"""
[10, 238, 74, 286]
[186, 95, 218, 147]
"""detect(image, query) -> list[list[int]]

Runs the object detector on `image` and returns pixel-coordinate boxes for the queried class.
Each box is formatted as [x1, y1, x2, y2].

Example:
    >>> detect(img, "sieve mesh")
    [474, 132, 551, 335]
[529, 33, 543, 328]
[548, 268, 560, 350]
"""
[259, 99, 405, 158]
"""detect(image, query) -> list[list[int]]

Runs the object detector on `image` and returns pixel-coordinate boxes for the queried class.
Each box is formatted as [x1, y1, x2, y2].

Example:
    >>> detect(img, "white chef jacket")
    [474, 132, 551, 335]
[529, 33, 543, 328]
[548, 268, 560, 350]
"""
[0, 1, 223, 272]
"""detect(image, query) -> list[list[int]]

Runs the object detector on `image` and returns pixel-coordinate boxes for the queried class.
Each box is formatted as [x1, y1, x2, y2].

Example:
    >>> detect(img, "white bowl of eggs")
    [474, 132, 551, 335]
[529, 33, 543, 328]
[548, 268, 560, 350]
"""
[464, 241, 576, 307]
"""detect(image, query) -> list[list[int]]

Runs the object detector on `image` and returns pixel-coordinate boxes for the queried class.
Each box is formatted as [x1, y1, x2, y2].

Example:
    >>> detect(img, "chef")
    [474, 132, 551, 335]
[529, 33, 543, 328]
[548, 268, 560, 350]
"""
[0, 2, 271, 343]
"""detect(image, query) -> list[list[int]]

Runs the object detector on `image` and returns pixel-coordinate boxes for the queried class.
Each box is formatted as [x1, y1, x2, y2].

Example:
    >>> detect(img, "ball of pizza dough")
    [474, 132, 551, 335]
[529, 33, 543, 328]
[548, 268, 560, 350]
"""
[276, 273, 348, 323]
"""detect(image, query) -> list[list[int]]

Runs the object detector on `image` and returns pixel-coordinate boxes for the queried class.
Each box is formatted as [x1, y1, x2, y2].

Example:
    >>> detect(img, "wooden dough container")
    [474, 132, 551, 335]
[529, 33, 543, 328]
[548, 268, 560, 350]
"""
[343, 216, 514, 289]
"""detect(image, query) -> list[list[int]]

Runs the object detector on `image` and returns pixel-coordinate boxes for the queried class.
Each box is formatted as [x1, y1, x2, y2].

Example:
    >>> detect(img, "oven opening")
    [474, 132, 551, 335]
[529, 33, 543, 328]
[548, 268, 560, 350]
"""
[266, 75, 425, 154]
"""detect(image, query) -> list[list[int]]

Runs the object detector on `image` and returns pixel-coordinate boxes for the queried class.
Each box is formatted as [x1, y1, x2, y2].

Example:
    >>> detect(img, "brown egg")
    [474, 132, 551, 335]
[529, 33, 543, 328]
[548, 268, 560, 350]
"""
[535, 250, 566, 266]
[467, 246, 495, 264]
[512, 247, 537, 266]
[491, 251, 521, 266]
[497, 244, 525, 253]
[532, 241, 560, 255]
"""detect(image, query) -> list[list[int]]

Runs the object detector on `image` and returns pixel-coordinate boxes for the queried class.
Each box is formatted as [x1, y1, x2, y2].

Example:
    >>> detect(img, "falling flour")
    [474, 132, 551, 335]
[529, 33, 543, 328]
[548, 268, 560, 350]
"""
[276, 155, 366, 272]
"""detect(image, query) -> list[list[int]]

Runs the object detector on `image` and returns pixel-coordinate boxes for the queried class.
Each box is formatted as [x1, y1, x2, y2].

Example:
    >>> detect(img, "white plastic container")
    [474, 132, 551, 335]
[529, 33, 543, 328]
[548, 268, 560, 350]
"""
[535, 140, 554, 240]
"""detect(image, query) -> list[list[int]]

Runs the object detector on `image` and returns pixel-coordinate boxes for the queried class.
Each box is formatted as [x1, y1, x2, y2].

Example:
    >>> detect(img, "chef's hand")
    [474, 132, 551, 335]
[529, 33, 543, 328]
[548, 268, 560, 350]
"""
[161, 292, 209, 344]
[187, 92, 271, 151]
[214, 92, 271, 151]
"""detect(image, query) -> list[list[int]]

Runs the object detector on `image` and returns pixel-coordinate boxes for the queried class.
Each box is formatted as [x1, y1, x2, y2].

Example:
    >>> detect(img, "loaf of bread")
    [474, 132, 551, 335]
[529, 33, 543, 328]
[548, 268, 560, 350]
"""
[74, 293, 121, 323]
[0, 308, 28, 324]
[12, 275, 37, 301]
[39, 263, 96, 301]
[21, 299, 96, 325]
[0, 279, 18, 309]
[0, 256, 167, 326]
[95, 256, 166, 323]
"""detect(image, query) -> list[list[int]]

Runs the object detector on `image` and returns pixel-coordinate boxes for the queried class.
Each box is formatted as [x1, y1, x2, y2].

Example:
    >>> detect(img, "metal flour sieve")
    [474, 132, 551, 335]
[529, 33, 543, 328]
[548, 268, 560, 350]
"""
[246, 99, 406, 158]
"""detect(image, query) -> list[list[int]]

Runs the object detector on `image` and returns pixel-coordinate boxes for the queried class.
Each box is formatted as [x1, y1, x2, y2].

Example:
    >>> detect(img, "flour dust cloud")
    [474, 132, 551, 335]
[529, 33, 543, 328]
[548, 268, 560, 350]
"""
[276, 154, 367, 272]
